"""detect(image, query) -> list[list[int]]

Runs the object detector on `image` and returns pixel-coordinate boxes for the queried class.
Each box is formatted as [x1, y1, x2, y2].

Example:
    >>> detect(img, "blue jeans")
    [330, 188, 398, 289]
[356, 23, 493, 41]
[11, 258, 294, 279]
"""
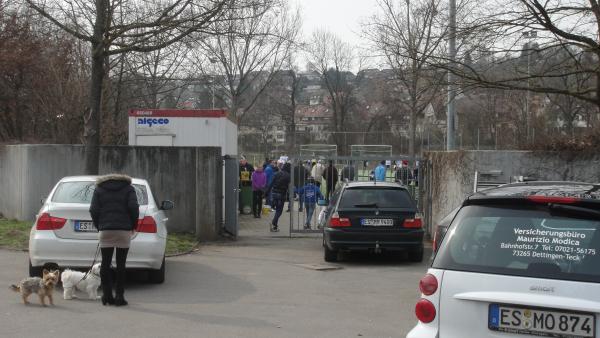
[271, 192, 285, 227]
[305, 203, 316, 226]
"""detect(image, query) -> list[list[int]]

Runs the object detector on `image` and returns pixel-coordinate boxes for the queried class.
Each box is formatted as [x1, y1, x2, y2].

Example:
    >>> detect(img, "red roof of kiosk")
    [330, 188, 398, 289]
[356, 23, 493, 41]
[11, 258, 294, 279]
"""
[129, 109, 228, 118]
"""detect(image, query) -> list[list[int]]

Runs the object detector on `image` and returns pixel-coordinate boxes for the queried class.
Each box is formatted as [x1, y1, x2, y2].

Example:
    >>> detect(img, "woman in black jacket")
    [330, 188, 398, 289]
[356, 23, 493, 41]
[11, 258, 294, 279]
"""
[90, 174, 139, 306]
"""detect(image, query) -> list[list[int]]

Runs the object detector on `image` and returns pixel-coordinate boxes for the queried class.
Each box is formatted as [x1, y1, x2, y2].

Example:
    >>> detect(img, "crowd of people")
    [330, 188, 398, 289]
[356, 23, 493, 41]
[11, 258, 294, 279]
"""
[240, 156, 419, 232]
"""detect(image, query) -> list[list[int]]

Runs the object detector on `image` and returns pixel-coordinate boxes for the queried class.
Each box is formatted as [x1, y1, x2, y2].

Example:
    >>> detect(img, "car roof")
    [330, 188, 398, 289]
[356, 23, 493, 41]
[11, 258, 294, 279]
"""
[470, 181, 600, 201]
[59, 175, 148, 185]
[343, 181, 406, 189]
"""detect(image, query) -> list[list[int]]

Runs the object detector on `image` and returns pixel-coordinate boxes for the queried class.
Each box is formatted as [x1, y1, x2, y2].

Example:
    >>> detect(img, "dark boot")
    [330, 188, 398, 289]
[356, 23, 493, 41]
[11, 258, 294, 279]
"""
[100, 247, 115, 306]
[114, 248, 129, 306]
[101, 272, 115, 306]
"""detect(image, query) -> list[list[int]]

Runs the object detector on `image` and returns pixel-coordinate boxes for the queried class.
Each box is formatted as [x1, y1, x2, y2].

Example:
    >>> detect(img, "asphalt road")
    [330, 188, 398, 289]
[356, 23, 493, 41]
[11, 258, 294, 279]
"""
[1, 232, 429, 338]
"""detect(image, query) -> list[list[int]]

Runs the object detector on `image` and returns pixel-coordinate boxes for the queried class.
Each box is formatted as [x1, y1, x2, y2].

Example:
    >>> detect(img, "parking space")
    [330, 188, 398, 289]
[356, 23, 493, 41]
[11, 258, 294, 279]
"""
[1, 211, 427, 337]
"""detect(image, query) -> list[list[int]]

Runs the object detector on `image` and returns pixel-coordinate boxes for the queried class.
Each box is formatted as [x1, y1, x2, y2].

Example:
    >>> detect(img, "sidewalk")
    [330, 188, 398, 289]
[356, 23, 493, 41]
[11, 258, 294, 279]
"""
[238, 202, 324, 239]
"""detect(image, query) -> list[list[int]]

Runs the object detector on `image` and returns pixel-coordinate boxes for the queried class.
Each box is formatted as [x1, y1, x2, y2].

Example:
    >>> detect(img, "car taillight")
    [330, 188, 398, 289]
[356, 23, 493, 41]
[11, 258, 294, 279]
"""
[36, 213, 66, 230]
[527, 195, 578, 204]
[415, 299, 436, 323]
[419, 274, 438, 296]
[329, 213, 351, 227]
[137, 216, 157, 233]
[403, 217, 422, 228]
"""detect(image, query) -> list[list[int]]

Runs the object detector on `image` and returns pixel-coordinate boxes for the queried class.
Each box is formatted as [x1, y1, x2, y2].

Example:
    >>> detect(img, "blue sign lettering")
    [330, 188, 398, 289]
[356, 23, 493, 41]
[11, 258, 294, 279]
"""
[137, 118, 170, 127]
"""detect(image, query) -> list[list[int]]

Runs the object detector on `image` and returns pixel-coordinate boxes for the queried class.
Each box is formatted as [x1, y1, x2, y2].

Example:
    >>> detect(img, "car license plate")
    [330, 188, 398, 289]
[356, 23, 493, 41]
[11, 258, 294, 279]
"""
[361, 218, 393, 226]
[489, 304, 595, 338]
[74, 221, 97, 232]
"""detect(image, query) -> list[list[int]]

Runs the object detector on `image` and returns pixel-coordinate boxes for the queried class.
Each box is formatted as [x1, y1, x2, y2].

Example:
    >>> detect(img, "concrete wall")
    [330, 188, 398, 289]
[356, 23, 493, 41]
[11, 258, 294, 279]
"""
[0, 145, 223, 240]
[424, 150, 600, 232]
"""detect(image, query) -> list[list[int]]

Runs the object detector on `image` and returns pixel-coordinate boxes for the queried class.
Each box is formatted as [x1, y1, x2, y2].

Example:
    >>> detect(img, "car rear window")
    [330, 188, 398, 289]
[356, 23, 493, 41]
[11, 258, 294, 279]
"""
[433, 205, 600, 283]
[51, 181, 149, 205]
[338, 187, 415, 209]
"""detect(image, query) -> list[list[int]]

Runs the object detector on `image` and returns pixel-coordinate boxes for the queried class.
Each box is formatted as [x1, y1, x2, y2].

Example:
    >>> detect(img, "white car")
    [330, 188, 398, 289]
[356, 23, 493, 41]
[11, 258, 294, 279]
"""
[29, 176, 173, 283]
[408, 182, 600, 338]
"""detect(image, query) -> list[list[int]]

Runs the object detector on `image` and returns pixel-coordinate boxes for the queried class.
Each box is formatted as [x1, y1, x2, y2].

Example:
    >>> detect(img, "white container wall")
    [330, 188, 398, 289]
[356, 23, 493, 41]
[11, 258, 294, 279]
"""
[128, 109, 238, 155]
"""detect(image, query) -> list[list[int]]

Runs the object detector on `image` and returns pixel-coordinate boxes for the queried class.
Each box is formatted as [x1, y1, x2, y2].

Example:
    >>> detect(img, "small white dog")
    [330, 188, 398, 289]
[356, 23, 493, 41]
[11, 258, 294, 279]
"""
[61, 263, 102, 300]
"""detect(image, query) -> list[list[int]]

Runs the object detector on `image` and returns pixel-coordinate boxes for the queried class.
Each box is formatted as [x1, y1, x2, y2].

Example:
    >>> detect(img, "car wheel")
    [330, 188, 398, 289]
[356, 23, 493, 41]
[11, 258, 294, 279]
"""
[324, 246, 338, 262]
[29, 260, 43, 277]
[408, 247, 424, 262]
[148, 256, 165, 284]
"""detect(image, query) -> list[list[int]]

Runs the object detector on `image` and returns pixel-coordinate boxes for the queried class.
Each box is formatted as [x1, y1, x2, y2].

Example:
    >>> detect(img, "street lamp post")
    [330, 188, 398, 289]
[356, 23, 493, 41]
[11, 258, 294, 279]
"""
[447, 0, 457, 151]
[208, 57, 218, 109]
[523, 31, 537, 143]
[211, 77, 215, 109]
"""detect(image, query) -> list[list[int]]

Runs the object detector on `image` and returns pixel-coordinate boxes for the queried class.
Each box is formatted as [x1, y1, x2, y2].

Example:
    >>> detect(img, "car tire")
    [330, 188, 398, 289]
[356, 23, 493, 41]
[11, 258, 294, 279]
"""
[29, 260, 43, 277]
[148, 256, 165, 284]
[324, 246, 338, 262]
[408, 247, 424, 262]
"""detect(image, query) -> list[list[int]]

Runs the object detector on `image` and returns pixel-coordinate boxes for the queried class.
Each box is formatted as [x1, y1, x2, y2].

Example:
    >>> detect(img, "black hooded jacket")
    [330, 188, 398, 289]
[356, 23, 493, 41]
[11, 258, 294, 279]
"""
[269, 163, 291, 195]
[90, 174, 140, 231]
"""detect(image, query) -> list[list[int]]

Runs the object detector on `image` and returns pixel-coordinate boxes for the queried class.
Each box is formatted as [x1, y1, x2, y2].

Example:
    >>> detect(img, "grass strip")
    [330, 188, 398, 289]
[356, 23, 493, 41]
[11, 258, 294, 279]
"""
[0, 219, 31, 250]
[166, 232, 199, 256]
[0, 218, 198, 255]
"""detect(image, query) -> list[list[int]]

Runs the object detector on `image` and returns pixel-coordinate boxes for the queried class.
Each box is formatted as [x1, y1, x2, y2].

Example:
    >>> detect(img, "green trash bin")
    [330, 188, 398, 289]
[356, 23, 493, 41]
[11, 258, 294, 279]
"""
[240, 186, 253, 214]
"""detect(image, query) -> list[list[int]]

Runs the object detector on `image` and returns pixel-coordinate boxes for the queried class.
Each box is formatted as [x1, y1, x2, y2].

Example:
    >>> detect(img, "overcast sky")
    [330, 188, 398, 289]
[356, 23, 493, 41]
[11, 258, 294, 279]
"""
[291, 0, 379, 49]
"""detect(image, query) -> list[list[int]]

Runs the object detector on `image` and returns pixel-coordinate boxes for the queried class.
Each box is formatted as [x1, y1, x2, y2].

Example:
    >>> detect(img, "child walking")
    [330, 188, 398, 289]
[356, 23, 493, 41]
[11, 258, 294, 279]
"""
[295, 176, 324, 229]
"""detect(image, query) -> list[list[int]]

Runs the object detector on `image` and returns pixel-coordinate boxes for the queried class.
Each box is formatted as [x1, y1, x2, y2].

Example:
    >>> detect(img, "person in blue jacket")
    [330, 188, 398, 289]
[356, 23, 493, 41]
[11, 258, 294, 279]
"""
[295, 176, 324, 229]
[264, 160, 275, 206]
[374, 160, 387, 182]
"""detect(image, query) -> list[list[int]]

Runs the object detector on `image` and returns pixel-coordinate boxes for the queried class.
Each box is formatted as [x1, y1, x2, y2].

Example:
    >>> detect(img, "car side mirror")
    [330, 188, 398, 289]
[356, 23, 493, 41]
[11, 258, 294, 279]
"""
[41, 197, 46, 205]
[160, 200, 174, 210]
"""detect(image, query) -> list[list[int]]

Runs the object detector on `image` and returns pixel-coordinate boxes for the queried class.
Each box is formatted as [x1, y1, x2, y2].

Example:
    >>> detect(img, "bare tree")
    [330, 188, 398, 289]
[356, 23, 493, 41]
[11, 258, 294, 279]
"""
[305, 30, 361, 154]
[365, 0, 447, 161]
[124, 43, 193, 109]
[24, 0, 235, 174]
[254, 62, 302, 153]
[435, 0, 600, 122]
[193, 0, 301, 126]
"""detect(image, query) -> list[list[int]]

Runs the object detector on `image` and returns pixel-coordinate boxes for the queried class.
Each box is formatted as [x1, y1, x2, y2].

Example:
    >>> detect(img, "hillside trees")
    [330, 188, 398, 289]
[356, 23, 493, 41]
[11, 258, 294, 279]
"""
[192, 0, 301, 126]
[0, 5, 88, 143]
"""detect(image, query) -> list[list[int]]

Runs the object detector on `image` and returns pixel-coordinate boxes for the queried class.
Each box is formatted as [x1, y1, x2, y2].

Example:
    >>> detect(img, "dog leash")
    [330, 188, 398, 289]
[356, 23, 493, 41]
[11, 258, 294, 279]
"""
[75, 201, 147, 286]
[74, 242, 101, 286]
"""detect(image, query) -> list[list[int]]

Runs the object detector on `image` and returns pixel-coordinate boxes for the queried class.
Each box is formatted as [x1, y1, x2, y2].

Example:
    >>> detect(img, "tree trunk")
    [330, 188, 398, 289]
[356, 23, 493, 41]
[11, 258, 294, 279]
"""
[84, 0, 108, 175]
[596, 70, 600, 119]
[409, 107, 417, 162]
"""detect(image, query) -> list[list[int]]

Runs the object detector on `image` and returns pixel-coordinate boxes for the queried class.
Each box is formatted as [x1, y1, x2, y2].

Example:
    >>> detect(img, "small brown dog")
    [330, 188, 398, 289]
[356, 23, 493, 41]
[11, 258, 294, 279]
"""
[10, 269, 60, 306]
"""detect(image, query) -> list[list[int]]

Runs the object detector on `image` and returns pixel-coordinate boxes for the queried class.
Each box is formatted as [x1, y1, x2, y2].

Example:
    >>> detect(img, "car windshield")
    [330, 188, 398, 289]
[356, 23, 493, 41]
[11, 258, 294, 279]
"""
[433, 204, 600, 283]
[51, 181, 149, 205]
[338, 187, 414, 209]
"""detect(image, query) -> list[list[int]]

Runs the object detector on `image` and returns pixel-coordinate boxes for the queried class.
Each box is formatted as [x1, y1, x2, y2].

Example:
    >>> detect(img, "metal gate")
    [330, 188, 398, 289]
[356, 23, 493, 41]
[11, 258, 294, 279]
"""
[288, 155, 428, 236]
[223, 155, 239, 237]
